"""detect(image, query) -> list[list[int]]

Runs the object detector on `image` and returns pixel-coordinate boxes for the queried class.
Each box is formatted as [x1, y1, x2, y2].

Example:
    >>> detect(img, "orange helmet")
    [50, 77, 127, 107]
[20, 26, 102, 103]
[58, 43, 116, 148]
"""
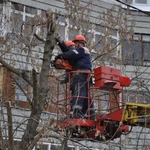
[65, 40, 75, 47]
[72, 35, 86, 43]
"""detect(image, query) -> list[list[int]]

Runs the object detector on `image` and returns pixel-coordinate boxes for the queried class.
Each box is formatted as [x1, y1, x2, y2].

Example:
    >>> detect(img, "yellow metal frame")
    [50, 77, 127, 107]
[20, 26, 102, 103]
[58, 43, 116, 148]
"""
[123, 102, 150, 128]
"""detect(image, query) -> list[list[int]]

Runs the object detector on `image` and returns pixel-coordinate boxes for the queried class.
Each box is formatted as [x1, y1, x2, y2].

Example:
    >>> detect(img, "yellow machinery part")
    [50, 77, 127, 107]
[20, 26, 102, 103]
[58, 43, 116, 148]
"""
[123, 102, 150, 128]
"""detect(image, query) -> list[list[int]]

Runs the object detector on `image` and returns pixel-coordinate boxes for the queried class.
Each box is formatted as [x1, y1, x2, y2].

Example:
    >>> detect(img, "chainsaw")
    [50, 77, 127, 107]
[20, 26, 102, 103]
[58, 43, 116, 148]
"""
[51, 58, 73, 71]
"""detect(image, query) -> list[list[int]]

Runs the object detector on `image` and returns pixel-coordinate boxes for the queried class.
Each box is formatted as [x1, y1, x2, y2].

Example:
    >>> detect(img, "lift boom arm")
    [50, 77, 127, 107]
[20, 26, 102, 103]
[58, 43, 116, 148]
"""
[123, 102, 150, 128]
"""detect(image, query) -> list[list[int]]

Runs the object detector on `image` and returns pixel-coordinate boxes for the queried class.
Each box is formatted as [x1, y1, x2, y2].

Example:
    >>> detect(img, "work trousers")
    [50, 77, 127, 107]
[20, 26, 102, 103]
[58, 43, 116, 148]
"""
[70, 73, 93, 116]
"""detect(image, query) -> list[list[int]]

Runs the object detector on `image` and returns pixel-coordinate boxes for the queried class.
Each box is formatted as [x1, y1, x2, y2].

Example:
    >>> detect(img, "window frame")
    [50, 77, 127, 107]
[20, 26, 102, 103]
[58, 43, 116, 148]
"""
[10, 2, 41, 33]
[133, 0, 148, 5]
[121, 0, 150, 12]
[122, 34, 150, 66]
[0, 1, 4, 36]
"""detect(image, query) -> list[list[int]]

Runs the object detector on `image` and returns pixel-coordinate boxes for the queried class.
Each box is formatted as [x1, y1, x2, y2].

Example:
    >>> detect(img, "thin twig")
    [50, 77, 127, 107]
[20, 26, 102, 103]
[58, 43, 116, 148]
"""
[34, 34, 45, 42]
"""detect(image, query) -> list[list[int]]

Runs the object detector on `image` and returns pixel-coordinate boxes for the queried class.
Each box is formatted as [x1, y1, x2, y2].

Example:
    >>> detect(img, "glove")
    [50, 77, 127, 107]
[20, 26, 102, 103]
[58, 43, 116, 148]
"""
[54, 33, 63, 43]
[55, 54, 63, 61]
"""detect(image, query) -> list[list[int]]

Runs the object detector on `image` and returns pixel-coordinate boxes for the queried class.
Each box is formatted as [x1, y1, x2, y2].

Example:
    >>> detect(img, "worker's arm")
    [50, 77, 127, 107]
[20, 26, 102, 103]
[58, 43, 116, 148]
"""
[58, 41, 70, 53]
[54, 33, 69, 53]
[56, 47, 85, 60]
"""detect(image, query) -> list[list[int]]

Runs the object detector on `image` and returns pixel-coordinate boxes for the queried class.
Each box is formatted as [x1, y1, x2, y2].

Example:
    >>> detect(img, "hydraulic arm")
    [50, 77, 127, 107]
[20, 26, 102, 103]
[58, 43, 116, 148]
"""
[123, 102, 150, 128]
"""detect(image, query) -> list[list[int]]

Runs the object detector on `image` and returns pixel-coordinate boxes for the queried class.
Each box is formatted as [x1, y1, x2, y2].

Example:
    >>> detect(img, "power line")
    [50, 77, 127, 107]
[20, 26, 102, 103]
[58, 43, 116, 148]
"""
[115, 0, 150, 16]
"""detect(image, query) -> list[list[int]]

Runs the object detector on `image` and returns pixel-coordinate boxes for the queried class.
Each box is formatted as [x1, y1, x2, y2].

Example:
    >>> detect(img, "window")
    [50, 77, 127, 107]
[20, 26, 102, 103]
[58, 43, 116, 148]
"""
[15, 75, 32, 101]
[95, 34, 103, 51]
[0, 2, 3, 28]
[57, 24, 65, 39]
[25, 5, 37, 14]
[11, 12, 23, 32]
[68, 27, 79, 40]
[0, 67, 3, 96]
[25, 16, 34, 34]
[122, 34, 150, 66]
[122, 0, 132, 4]
[91, 26, 118, 65]
[51, 144, 61, 150]
[10, 2, 38, 33]
[134, 0, 147, 4]
[123, 0, 148, 4]
[11, 2, 23, 11]
[51, 144, 74, 150]
[14, 140, 21, 148]
[125, 91, 150, 104]
[57, 14, 66, 23]
[35, 144, 49, 150]
[122, 0, 150, 11]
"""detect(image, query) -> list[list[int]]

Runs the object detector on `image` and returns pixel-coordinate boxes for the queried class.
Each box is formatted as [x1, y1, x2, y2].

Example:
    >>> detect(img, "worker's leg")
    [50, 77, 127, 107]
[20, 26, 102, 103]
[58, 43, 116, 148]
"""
[82, 76, 95, 119]
[82, 98, 88, 116]
[70, 73, 88, 118]
[89, 100, 95, 120]
[82, 98, 95, 120]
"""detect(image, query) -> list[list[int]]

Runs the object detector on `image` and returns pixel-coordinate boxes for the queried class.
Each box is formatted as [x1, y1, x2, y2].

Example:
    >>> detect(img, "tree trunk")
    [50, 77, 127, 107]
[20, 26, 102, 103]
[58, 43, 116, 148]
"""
[6, 102, 14, 150]
[61, 138, 68, 150]
[18, 24, 56, 149]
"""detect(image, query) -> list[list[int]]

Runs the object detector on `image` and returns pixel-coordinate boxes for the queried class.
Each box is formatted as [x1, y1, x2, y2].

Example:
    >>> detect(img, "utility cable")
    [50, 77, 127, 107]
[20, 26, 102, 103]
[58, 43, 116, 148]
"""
[115, 0, 150, 16]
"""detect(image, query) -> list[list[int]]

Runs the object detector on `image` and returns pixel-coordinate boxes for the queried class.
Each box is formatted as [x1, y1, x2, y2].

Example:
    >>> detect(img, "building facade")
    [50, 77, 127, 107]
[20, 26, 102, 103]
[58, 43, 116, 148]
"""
[0, 0, 150, 149]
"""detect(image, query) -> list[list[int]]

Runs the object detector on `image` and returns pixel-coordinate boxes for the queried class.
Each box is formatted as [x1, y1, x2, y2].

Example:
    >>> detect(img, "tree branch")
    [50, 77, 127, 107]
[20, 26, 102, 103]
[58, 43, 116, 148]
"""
[32, 69, 38, 107]
[27, 119, 55, 150]
[0, 57, 33, 86]
[34, 34, 45, 43]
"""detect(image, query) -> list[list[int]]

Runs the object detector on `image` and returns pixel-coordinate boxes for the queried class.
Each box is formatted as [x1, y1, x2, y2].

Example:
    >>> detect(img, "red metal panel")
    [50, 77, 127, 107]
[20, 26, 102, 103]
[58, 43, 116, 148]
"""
[100, 108, 124, 121]
[94, 79, 120, 89]
[119, 125, 129, 132]
[94, 66, 120, 76]
[57, 119, 95, 128]
[94, 73, 120, 81]
[94, 66, 121, 89]
[120, 76, 131, 87]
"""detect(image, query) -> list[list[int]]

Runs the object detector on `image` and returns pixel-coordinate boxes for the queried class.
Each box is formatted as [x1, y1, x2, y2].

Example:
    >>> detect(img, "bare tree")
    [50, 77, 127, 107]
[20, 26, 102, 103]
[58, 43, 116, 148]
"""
[0, 8, 59, 149]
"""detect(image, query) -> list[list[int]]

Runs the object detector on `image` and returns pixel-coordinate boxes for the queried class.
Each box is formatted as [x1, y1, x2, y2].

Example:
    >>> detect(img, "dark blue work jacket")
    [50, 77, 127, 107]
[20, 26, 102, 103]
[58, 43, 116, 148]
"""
[58, 42, 69, 53]
[59, 46, 92, 71]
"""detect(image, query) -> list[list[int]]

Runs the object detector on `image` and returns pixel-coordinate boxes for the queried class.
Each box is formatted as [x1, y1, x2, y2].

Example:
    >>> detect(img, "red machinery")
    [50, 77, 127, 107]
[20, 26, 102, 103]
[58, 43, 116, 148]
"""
[55, 66, 150, 141]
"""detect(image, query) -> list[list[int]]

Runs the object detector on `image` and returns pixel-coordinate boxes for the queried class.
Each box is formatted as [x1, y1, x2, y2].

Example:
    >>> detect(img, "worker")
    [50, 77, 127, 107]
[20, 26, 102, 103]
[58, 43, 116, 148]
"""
[65, 40, 76, 50]
[55, 35, 95, 119]
[58, 40, 75, 84]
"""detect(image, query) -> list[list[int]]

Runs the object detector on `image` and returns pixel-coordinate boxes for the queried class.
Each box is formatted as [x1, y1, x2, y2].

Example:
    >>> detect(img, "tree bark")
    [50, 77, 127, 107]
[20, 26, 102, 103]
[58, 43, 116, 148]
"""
[18, 13, 57, 150]
[6, 102, 14, 150]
